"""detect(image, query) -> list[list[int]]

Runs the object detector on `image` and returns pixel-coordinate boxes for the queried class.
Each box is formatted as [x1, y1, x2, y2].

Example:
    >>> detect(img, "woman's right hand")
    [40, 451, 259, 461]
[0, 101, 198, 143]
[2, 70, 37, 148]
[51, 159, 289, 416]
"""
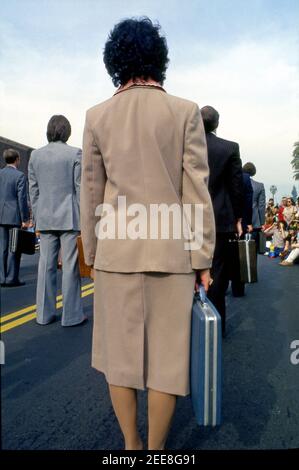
[235, 219, 243, 238]
[195, 269, 213, 293]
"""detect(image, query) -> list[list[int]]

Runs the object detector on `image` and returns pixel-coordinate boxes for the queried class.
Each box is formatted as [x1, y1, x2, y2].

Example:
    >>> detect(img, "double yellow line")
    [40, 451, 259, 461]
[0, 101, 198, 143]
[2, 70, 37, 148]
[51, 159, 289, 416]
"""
[0, 282, 94, 333]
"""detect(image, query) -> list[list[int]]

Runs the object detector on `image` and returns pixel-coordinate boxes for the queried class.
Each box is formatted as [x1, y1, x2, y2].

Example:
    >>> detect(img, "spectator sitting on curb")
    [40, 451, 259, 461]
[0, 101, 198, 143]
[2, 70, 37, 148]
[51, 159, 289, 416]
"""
[263, 220, 288, 257]
[280, 235, 299, 266]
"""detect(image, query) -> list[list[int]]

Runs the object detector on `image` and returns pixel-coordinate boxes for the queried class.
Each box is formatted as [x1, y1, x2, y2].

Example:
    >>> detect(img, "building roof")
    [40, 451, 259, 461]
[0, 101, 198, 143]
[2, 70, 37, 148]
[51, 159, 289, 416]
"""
[0, 136, 35, 175]
[0, 136, 34, 152]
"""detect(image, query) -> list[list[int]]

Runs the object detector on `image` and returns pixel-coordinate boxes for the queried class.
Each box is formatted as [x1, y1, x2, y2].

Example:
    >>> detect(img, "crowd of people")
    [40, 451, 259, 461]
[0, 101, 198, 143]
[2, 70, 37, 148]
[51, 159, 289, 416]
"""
[262, 196, 299, 265]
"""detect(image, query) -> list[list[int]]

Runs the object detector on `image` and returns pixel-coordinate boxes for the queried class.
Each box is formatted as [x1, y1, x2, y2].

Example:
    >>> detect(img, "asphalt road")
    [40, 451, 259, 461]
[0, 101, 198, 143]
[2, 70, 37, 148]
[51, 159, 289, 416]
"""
[1, 252, 299, 450]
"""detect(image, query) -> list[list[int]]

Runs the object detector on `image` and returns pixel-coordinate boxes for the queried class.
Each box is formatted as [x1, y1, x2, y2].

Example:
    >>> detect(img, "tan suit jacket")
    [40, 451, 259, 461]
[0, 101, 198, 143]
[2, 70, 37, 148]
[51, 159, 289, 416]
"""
[80, 85, 215, 273]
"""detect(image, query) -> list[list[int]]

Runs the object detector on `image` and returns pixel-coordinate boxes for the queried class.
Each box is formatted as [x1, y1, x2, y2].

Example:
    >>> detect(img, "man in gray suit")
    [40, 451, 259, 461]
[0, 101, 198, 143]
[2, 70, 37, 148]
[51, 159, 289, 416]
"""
[243, 162, 266, 248]
[0, 149, 30, 286]
[29, 115, 86, 326]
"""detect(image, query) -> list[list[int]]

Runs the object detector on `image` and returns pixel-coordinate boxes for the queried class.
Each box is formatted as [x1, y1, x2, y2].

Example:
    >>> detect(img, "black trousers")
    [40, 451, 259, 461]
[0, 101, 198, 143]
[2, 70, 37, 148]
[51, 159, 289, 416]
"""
[207, 232, 232, 334]
[230, 231, 246, 297]
[251, 228, 261, 252]
[0, 224, 22, 284]
[231, 274, 245, 297]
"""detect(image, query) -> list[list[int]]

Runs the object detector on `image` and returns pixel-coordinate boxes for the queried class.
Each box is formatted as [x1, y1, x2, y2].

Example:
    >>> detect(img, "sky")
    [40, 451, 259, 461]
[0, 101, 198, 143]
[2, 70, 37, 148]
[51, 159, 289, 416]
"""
[0, 0, 299, 200]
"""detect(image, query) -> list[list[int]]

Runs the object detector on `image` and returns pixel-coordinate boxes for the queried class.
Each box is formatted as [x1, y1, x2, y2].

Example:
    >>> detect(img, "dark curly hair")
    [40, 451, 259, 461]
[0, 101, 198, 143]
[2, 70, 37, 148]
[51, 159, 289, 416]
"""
[103, 17, 169, 87]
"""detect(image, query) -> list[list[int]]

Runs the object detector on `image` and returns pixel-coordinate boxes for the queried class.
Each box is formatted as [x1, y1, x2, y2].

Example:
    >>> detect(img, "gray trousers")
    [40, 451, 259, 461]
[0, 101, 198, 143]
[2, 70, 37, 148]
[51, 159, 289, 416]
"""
[0, 225, 22, 284]
[36, 231, 84, 326]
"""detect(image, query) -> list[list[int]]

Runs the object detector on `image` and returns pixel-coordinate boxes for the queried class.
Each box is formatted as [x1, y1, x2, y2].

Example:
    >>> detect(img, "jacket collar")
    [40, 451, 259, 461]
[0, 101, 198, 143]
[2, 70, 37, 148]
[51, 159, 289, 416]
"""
[207, 132, 217, 139]
[49, 141, 67, 145]
[114, 84, 166, 96]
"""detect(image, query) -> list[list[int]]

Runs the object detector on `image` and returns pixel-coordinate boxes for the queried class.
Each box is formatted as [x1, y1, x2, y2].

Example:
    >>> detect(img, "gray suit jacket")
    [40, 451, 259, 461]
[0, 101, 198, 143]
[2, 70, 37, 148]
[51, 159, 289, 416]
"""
[28, 142, 81, 231]
[0, 166, 30, 226]
[251, 178, 266, 228]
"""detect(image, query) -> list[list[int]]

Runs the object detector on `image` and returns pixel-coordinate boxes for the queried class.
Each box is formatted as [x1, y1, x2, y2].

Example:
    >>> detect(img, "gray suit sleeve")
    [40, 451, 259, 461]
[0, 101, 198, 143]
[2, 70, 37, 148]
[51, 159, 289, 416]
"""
[17, 173, 30, 223]
[258, 184, 266, 226]
[28, 157, 39, 223]
[74, 149, 82, 209]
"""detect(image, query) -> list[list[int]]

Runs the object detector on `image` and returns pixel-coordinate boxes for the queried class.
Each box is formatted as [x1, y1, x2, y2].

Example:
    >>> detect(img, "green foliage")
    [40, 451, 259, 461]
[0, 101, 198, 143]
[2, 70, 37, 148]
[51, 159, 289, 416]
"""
[291, 185, 298, 200]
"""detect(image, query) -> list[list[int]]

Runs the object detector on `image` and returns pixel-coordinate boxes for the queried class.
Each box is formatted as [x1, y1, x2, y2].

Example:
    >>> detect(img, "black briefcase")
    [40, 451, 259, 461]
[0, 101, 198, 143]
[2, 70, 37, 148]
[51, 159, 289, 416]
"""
[9, 228, 36, 255]
[258, 231, 267, 254]
[228, 234, 257, 284]
[238, 235, 257, 283]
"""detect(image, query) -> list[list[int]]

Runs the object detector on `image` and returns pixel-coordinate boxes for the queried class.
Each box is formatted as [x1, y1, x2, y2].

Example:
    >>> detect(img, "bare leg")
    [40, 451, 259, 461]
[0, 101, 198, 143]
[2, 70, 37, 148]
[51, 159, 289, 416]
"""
[148, 388, 177, 450]
[108, 384, 143, 450]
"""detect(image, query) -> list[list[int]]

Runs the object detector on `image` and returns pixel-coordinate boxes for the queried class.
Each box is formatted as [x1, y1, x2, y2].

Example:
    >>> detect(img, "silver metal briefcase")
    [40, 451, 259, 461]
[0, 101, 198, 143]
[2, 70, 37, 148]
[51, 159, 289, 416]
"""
[190, 286, 222, 426]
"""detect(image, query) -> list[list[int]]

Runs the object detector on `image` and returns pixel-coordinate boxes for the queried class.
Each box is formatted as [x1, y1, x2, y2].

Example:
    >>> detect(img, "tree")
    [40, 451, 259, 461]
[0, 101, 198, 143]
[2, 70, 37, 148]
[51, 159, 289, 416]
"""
[291, 141, 299, 180]
[291, 185, 298, 201]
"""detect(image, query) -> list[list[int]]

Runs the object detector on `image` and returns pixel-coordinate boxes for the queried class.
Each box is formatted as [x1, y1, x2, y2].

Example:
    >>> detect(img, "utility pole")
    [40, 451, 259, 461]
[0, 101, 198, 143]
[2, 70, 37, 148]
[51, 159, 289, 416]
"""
[270, 185, 277, 204]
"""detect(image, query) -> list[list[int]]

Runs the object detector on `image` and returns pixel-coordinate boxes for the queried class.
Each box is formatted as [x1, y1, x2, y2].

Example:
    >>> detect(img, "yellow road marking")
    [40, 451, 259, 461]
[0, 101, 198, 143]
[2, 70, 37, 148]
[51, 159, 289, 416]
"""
[0, 282, 94, 324]
[0, 313, 37, 333]
[0, 287, 94, 333]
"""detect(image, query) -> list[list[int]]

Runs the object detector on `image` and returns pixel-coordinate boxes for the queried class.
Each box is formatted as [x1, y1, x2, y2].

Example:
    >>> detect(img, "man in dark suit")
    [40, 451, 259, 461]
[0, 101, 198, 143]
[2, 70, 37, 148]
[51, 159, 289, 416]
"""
[230, 170, 253, 297]
[243, 162, 265, 247]
[201, 105, 244, 336]
[0, 149, 30, 286]
[241, 171, 254, 234]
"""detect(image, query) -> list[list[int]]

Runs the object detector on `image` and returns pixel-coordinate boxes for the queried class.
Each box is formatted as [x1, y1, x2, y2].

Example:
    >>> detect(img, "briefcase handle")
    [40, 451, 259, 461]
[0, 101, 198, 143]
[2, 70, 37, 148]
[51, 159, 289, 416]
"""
[194, 285, 208, 305]
[229, 233, 252, 242]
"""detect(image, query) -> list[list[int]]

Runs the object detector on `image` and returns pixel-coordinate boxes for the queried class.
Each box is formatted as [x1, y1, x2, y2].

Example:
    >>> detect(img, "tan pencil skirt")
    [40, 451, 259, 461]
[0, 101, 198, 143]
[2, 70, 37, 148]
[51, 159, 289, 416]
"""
[92, 269, 196, 396]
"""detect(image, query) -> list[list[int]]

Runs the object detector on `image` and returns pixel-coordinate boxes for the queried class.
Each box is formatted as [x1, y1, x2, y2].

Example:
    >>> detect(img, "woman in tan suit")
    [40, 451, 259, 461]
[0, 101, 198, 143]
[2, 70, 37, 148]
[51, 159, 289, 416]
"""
[81, 17, 215, 450]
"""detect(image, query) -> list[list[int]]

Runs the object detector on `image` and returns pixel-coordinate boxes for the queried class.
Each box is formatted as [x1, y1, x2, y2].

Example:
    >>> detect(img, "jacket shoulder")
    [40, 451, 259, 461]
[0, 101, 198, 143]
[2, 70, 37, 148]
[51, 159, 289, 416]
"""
[31, 143, 81, 157]
[251, 178, 264, 188]
[2, 167, 24, 180]
[165, 94, 201, 119]
[65, 144, 82, 155]
[30, 144, 48, 158]
[165, 93, 197, 109]
[243, 172, 253, 187]
[86, 93, 197, 121]
[15, 168, 25, 179]
[86, 96, 115, 121]
[213, 135, 239, 148]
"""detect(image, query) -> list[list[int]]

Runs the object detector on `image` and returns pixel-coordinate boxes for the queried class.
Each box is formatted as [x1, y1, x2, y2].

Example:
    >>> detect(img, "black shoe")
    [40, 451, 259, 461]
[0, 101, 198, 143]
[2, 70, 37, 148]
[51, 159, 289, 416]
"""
[4, 281, 26, 287]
